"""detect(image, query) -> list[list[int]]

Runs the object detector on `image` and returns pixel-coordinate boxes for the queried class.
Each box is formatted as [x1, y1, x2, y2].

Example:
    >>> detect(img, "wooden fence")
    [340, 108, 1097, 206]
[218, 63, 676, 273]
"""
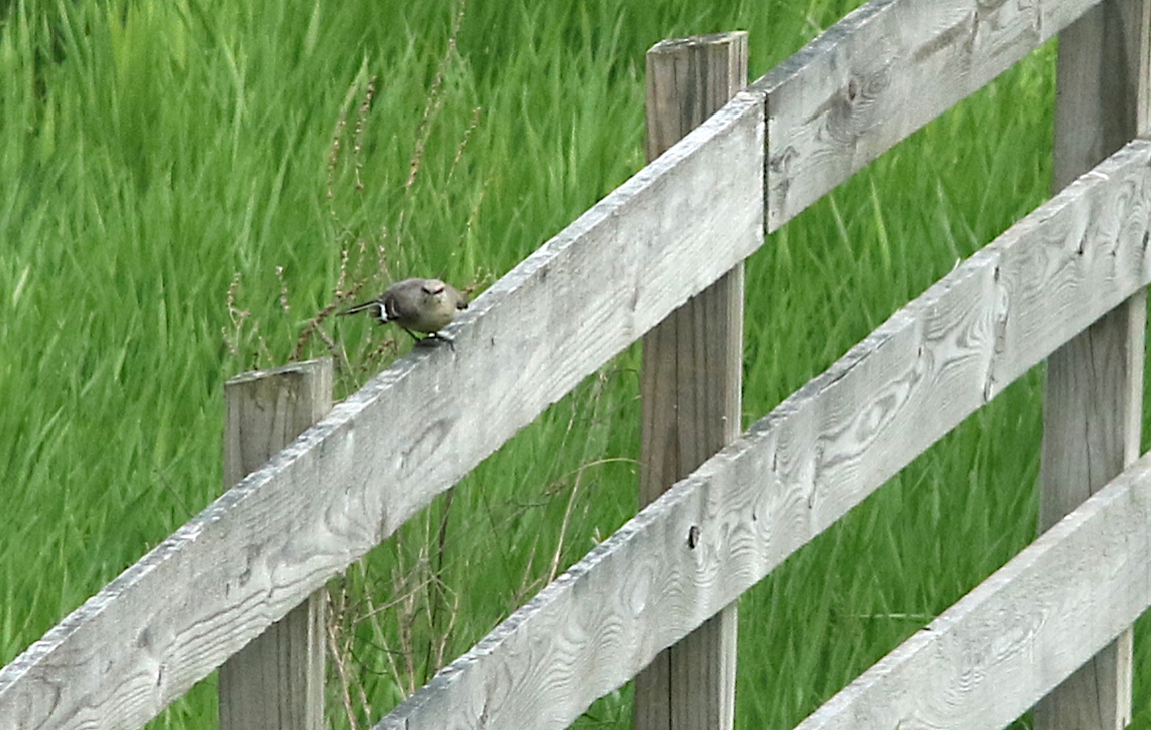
[2, 1, 1150, 729]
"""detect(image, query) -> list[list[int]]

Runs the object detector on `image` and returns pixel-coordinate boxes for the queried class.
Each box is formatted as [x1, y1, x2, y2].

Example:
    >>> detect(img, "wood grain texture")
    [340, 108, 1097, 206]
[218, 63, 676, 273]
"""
[1036, 4, 1149, 728]
[0, 93, 764, 730]
[645, 32, 749, 164]
[222, 361, 335, 488]
[751, 0, 1106, 231]
[219, 360, 332, 730]
[637, 32, 746, 730]
[373, 141, 1151, 730]
[794, 451, 1151, 730]
[1035, 303, 1144, 730]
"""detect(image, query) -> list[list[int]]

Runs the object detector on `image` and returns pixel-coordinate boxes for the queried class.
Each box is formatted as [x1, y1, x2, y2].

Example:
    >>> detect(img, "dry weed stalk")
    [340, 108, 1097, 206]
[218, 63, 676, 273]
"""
[221, 272, 248, 357]
[222, 271, 274, 368]
[327, 584, 363, 730]
[404, 0, 468, 192]
[447, 105, 483, 183]
[274, 265, 291, 314]
[352, 76, 377, 191]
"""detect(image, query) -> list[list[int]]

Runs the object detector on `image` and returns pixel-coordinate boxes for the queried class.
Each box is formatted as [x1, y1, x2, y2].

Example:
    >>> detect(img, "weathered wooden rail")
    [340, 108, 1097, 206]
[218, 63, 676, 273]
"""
[376, 134, 1151, 730]
[0, 0, 1148, 729]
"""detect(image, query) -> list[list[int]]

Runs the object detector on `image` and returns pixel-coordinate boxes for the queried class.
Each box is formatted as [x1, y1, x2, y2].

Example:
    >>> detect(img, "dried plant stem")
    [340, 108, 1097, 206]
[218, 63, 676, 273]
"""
[422, 490, 455, 683]
[327, 584, 361, 730]
[404, 0, 468, 192]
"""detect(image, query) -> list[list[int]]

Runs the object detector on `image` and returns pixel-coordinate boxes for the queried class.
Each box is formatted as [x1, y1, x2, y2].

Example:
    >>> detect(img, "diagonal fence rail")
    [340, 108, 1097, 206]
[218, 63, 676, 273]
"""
[796, 450, 1151, 730]
[1, 0, 1147, 728]
[0, 79, 764, 730]
[374, 137, 1151, 730]
[754, 0, 1109, 231]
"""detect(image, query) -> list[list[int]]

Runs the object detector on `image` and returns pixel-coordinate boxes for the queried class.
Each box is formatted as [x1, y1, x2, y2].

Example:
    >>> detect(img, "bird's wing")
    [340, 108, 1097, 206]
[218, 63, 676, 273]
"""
[383, 288, 422, 322]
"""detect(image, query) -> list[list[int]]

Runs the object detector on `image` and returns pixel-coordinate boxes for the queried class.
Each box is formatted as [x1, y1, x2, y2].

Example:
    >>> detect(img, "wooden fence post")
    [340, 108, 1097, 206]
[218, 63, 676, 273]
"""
[1035, 3, 1150, 730]
[218, 359, 333, 730]
[636, 31, 747, 730]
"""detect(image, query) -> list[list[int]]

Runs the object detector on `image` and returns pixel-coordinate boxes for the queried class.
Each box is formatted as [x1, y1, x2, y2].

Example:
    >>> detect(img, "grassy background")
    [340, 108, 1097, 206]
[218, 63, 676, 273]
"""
[1, 0, 1147, 728]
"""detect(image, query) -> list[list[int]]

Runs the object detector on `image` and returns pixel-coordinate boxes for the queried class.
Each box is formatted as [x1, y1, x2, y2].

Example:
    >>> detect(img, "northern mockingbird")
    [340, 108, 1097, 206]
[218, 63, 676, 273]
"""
[340, 278, 468, 345]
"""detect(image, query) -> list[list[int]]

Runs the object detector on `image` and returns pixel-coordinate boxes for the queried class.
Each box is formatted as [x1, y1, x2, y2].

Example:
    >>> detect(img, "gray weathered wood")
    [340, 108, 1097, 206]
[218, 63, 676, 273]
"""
[373, 141, 1151, 730]
[752, 0, 1108, 231]
[222, 361, 335, 487]
[1051, 0, 1149, 192]
[219, 360, 332, 730]
[793, 451, 1151, 730]
[637, 32, 746, 730]
[0, 92, 764, 730]
[1035, 3, 1149, 728]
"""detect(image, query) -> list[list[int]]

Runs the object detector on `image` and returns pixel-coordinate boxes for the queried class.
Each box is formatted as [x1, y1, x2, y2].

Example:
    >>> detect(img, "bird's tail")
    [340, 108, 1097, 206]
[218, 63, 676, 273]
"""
[338, 299, 383, 318]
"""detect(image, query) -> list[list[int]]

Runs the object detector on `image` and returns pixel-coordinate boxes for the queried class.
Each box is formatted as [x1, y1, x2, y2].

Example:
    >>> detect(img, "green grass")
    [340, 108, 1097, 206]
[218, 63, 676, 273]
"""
[1, 0, 1147, 728]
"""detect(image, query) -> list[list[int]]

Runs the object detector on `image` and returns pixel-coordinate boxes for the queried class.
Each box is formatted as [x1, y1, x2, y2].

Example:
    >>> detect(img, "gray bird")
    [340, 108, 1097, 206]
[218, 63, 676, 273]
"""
[340, 278, 468, 345]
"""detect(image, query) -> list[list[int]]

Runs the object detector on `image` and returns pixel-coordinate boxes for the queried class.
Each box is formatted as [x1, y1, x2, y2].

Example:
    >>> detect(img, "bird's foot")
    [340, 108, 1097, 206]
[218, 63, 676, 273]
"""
[415, 332, 454, 350]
